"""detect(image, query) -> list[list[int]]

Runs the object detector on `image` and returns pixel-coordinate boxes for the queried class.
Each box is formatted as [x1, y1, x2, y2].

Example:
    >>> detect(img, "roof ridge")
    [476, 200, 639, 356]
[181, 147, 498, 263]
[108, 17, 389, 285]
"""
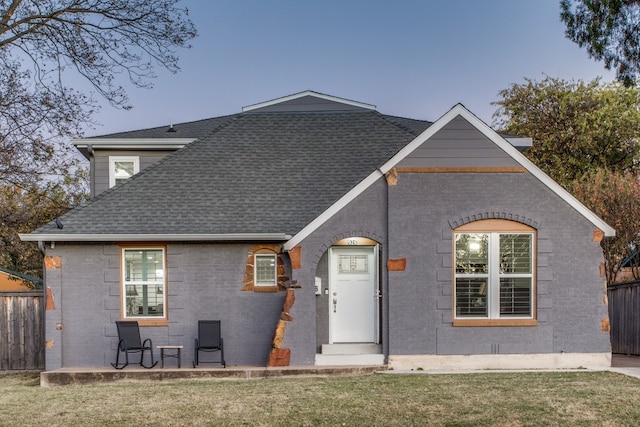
[88, 112, 240, 139]
[241, 109, 376, 116]
[192, 112, 243, 140]
[379, 113, 433, 137]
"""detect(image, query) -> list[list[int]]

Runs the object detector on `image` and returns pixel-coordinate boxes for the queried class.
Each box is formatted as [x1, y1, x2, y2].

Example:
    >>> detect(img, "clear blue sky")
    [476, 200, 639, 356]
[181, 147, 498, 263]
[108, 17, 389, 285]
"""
[87, 0, 616, 136]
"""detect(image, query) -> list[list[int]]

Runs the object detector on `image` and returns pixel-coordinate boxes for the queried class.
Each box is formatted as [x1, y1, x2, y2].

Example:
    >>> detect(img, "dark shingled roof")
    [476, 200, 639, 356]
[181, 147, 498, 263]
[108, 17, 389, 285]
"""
[33, 110, 432, 237]
[88, 114, 238, 140]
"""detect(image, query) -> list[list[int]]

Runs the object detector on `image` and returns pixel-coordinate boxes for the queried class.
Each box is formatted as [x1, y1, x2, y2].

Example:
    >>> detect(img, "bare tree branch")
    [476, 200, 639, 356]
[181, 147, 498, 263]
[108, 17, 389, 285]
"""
[0, 0, 196, 185]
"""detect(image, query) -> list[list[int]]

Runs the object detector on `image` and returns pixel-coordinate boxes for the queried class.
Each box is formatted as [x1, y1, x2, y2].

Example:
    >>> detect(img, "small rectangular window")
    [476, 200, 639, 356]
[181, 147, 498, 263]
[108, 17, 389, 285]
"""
[122, 247, 166, 322]
[254, 254, 277, 286]
[109, 156, 140, 188]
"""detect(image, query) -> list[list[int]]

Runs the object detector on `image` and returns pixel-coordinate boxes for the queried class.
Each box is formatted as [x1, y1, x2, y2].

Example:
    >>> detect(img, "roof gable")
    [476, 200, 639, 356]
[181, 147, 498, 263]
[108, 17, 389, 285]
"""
[397, 115, 520, 169]
[242, 90, 376, 112]
[384, 105, 614, 237]
[283, 103, 614, 249]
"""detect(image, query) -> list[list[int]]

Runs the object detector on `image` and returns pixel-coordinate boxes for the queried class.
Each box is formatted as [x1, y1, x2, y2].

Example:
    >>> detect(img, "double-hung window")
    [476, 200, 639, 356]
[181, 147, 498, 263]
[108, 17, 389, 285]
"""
[122, 247, 167, 324]
[109, 156, 139, 188]
[453, 220, 536, 326]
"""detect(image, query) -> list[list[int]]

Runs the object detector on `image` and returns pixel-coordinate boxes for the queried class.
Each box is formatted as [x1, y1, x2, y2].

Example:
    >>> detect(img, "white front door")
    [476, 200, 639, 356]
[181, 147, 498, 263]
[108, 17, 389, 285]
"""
[329, 246, 378, 343]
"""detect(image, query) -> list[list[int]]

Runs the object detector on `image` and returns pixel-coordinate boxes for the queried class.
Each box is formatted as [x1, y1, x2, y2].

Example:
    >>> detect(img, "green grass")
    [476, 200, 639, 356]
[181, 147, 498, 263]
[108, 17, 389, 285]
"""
[1, 371, 640, 426]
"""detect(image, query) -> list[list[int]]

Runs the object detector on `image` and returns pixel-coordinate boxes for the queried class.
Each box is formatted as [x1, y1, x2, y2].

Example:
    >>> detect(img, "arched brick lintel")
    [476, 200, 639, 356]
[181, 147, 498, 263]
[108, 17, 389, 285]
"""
[448, 212, 540, 230]
[311, 231, 384, 271]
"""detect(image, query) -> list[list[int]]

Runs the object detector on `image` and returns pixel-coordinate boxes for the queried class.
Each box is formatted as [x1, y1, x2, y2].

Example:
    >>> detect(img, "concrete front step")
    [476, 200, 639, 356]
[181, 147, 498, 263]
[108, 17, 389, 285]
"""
[321, 343, 382, 355]
[316, 353, 385, 366]
[316, 343, 384, 366]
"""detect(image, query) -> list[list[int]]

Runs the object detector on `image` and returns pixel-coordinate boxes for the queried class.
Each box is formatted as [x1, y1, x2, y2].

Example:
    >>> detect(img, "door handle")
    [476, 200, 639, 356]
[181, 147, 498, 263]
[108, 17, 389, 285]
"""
[332, 297, 337, 313]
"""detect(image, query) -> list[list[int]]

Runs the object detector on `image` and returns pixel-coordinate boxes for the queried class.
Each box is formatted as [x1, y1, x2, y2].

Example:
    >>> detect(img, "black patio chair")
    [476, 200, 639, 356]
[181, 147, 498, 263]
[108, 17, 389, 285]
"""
[111, 320, 157, 369]
[193, 320, 226, 368]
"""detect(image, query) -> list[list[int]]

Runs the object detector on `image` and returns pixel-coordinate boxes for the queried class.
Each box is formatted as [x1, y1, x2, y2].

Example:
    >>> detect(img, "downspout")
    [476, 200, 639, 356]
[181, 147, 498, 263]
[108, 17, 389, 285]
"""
[87, 144, 95, 198]
[37, 240, 47, 370]
[378, 168, 391, 365]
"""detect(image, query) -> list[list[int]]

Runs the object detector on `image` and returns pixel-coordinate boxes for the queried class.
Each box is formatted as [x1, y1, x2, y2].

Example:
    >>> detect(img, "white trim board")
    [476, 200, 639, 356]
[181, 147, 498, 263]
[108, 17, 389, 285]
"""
[19, 233, 292, 243]
[74, 138, 194, 149]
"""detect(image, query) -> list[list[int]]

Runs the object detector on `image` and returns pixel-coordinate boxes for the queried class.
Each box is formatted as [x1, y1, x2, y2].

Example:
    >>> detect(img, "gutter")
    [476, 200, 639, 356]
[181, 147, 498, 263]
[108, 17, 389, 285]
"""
[19, 233, 293, 242]
[87, 144, 95, 198]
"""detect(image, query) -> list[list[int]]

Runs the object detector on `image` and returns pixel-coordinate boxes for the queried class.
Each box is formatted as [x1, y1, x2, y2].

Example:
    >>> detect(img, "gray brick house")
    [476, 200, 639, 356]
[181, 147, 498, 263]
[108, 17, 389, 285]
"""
[22, 91, 614, 370]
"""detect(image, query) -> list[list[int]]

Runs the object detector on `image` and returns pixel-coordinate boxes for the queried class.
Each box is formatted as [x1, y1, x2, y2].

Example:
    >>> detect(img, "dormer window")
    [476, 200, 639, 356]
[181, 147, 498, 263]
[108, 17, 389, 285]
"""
[109, 156, 140, 187]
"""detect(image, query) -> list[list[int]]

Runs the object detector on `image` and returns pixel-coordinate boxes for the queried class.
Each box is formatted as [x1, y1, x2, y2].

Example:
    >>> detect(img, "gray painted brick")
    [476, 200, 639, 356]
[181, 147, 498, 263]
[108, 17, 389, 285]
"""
[104, 297, 119, 310]
[103, 245, 118, 255]
[385, 172, 609, 356]
[537, 239, 554, 253]
[436, 269, 451, 282]
[168, 325, 184, 336]
[537, 269, 554, 282]
[104, 269, 119, 283]
[436, 295, 452, 310]
[43, 164, 610, 366]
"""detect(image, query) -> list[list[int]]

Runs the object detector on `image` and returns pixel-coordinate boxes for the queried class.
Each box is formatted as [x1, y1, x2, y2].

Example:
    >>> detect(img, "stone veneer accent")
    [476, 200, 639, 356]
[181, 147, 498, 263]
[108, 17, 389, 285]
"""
[241, 244, 289, 292]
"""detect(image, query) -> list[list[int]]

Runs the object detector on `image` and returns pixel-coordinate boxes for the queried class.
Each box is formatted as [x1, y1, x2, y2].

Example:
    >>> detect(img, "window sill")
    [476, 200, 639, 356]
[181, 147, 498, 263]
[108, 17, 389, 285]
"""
[453, 318, 537, 327]
[123, 318, 169, 327]
[253, 286, 280, 293]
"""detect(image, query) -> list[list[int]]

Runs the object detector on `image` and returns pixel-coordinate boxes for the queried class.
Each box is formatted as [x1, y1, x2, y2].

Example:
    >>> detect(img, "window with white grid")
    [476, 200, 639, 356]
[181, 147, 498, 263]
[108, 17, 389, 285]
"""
[121, 247, 167, 322]
[454, 220, 535, 323]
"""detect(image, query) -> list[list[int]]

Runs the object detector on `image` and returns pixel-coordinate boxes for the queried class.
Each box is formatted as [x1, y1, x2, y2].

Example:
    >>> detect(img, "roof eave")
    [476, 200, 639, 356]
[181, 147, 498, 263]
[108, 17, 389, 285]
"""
[19, 233, 293, 243]
[73, 138, 195, 158]
[73, 138, 195, 149]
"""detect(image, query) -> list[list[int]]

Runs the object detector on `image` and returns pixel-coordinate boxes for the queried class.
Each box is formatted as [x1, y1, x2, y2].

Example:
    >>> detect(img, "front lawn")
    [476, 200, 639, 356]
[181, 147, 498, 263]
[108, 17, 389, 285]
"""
[1, 371, 639, 426]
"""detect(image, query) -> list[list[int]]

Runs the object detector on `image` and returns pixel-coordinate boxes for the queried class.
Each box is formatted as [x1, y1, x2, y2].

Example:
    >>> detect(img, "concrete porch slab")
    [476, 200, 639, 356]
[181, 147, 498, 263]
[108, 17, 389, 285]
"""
[40, 365, 387, 387]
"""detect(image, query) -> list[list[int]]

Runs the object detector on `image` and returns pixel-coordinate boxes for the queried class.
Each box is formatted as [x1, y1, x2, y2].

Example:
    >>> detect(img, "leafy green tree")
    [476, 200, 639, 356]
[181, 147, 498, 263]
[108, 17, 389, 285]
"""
[0, 169, 89, 278]
[0, 1, 197, 186]
[561, 0, 640, 86]
[493, 76, 640, 189]
[572, 169, 640, 285]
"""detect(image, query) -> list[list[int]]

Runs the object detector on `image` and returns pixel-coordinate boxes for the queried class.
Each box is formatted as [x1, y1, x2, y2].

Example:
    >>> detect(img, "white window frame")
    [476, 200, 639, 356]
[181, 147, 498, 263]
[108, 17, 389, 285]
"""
[254, 253, 277, 287]
[121, 247, 167, 322]
[453, 222, 536, 325]
[109, 156, 140, 188]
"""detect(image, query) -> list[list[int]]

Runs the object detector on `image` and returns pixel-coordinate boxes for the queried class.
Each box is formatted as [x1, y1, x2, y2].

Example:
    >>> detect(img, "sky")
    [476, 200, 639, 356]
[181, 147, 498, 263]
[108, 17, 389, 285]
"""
[85, 0, 617, 137]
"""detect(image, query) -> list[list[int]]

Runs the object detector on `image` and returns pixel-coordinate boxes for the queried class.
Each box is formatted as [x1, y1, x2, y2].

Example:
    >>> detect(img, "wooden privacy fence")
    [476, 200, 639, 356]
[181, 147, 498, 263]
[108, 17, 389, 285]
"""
[608, 280, 640, 355]
[0, 291, 44, 370]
